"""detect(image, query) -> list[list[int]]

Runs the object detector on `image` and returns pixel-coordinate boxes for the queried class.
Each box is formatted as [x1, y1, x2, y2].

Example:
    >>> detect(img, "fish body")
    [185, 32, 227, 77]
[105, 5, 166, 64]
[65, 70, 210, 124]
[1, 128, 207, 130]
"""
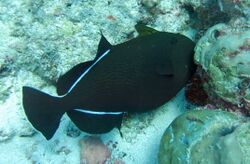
[22, 24, 196, 140]
[63, 32, 194, 112]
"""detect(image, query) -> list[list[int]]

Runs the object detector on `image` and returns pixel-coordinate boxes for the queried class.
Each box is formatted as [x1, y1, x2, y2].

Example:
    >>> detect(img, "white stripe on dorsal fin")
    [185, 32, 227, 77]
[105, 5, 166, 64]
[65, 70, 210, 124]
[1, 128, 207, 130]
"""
[58, 49, 110, 98]
[73, 109, 124, 115]
[57, 61, 94, 96]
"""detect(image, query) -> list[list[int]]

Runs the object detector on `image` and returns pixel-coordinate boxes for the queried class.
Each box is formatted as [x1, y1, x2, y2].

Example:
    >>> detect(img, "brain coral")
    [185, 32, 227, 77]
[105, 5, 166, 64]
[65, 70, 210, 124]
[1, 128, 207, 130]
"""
[194, 20, 250, 115]
[158, 109, 250, 164]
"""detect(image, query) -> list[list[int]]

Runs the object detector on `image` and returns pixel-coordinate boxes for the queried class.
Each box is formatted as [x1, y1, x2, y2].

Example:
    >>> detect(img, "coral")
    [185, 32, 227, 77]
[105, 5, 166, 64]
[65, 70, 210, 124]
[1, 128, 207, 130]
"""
[0, 0, 194, 84]
[218, 121, 250, 163]
[0, 0, 143, 84]
[152, 0, 191, 33]
[178, 0, 249, 38]
[80, 136, 111, 164]
[194, 20, 250, 115]
[158, 109, 250, 164]
[182, 0, 230, 29]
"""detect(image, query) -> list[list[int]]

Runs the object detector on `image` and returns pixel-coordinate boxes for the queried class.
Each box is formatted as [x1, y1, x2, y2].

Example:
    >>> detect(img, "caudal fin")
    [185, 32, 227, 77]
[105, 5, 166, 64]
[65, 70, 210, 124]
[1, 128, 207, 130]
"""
[22, 86, 65, 140]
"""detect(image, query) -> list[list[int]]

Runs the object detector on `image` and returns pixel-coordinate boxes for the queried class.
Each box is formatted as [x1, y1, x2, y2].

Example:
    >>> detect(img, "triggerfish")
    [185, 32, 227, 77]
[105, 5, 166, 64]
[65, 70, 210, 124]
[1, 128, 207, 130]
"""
[22, 24, 196, 140]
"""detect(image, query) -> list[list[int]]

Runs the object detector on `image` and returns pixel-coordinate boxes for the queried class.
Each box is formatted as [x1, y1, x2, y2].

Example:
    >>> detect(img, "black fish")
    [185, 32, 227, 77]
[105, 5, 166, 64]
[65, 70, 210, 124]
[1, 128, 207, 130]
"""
[22, 24, 196, 140]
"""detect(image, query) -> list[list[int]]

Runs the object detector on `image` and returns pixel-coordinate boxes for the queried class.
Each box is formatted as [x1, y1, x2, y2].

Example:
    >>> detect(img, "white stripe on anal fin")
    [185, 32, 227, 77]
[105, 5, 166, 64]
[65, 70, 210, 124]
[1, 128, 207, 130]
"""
[58, 49, 111, 98]
[73, 109, 124, 115]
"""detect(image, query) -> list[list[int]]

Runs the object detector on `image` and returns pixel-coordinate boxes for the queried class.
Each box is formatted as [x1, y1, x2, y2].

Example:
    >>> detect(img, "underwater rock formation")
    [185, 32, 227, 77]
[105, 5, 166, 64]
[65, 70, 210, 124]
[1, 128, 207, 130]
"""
[178, 0, 249, 34]
[66, 122, 81, 138]
[194, 21, 250, 115]
[158, 109, 250, 164]
[0, 126, 15, 142]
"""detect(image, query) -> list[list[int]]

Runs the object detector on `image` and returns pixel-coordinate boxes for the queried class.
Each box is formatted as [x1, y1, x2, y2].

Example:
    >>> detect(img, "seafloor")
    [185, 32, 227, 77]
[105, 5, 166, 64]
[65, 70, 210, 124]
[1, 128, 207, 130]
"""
[0, 0, 249, 164]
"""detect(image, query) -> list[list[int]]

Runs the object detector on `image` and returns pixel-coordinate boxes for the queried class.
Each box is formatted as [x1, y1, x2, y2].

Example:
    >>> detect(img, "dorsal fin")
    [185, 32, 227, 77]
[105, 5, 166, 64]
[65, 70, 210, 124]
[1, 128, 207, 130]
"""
[95, 34, 112, 60]
[56, 35, 112, 96]
[135, 23, 159, 37]
[56, 61, 94, 95]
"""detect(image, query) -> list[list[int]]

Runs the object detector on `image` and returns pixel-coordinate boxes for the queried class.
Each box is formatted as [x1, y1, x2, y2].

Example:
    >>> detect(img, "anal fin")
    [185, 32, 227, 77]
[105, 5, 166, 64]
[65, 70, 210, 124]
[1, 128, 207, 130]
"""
[66, 109, 123, 134]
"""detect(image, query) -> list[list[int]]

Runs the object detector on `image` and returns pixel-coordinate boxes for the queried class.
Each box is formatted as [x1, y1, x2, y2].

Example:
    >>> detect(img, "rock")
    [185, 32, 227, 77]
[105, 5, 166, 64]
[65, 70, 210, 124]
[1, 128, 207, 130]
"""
[66, 122, 81, 138]
[194, 20, 250, 115]
[56, 146, 71, 155]
[18, 127, 36, 138]
[18, 123, 37, 138]
[158, 109, 250, 164]
[178, 0, 249, 33]
[80, 136, 111, 164]
[0, 127, 15, 142]
[121, 112, 155, 143]
[141, 0, 159, 8]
